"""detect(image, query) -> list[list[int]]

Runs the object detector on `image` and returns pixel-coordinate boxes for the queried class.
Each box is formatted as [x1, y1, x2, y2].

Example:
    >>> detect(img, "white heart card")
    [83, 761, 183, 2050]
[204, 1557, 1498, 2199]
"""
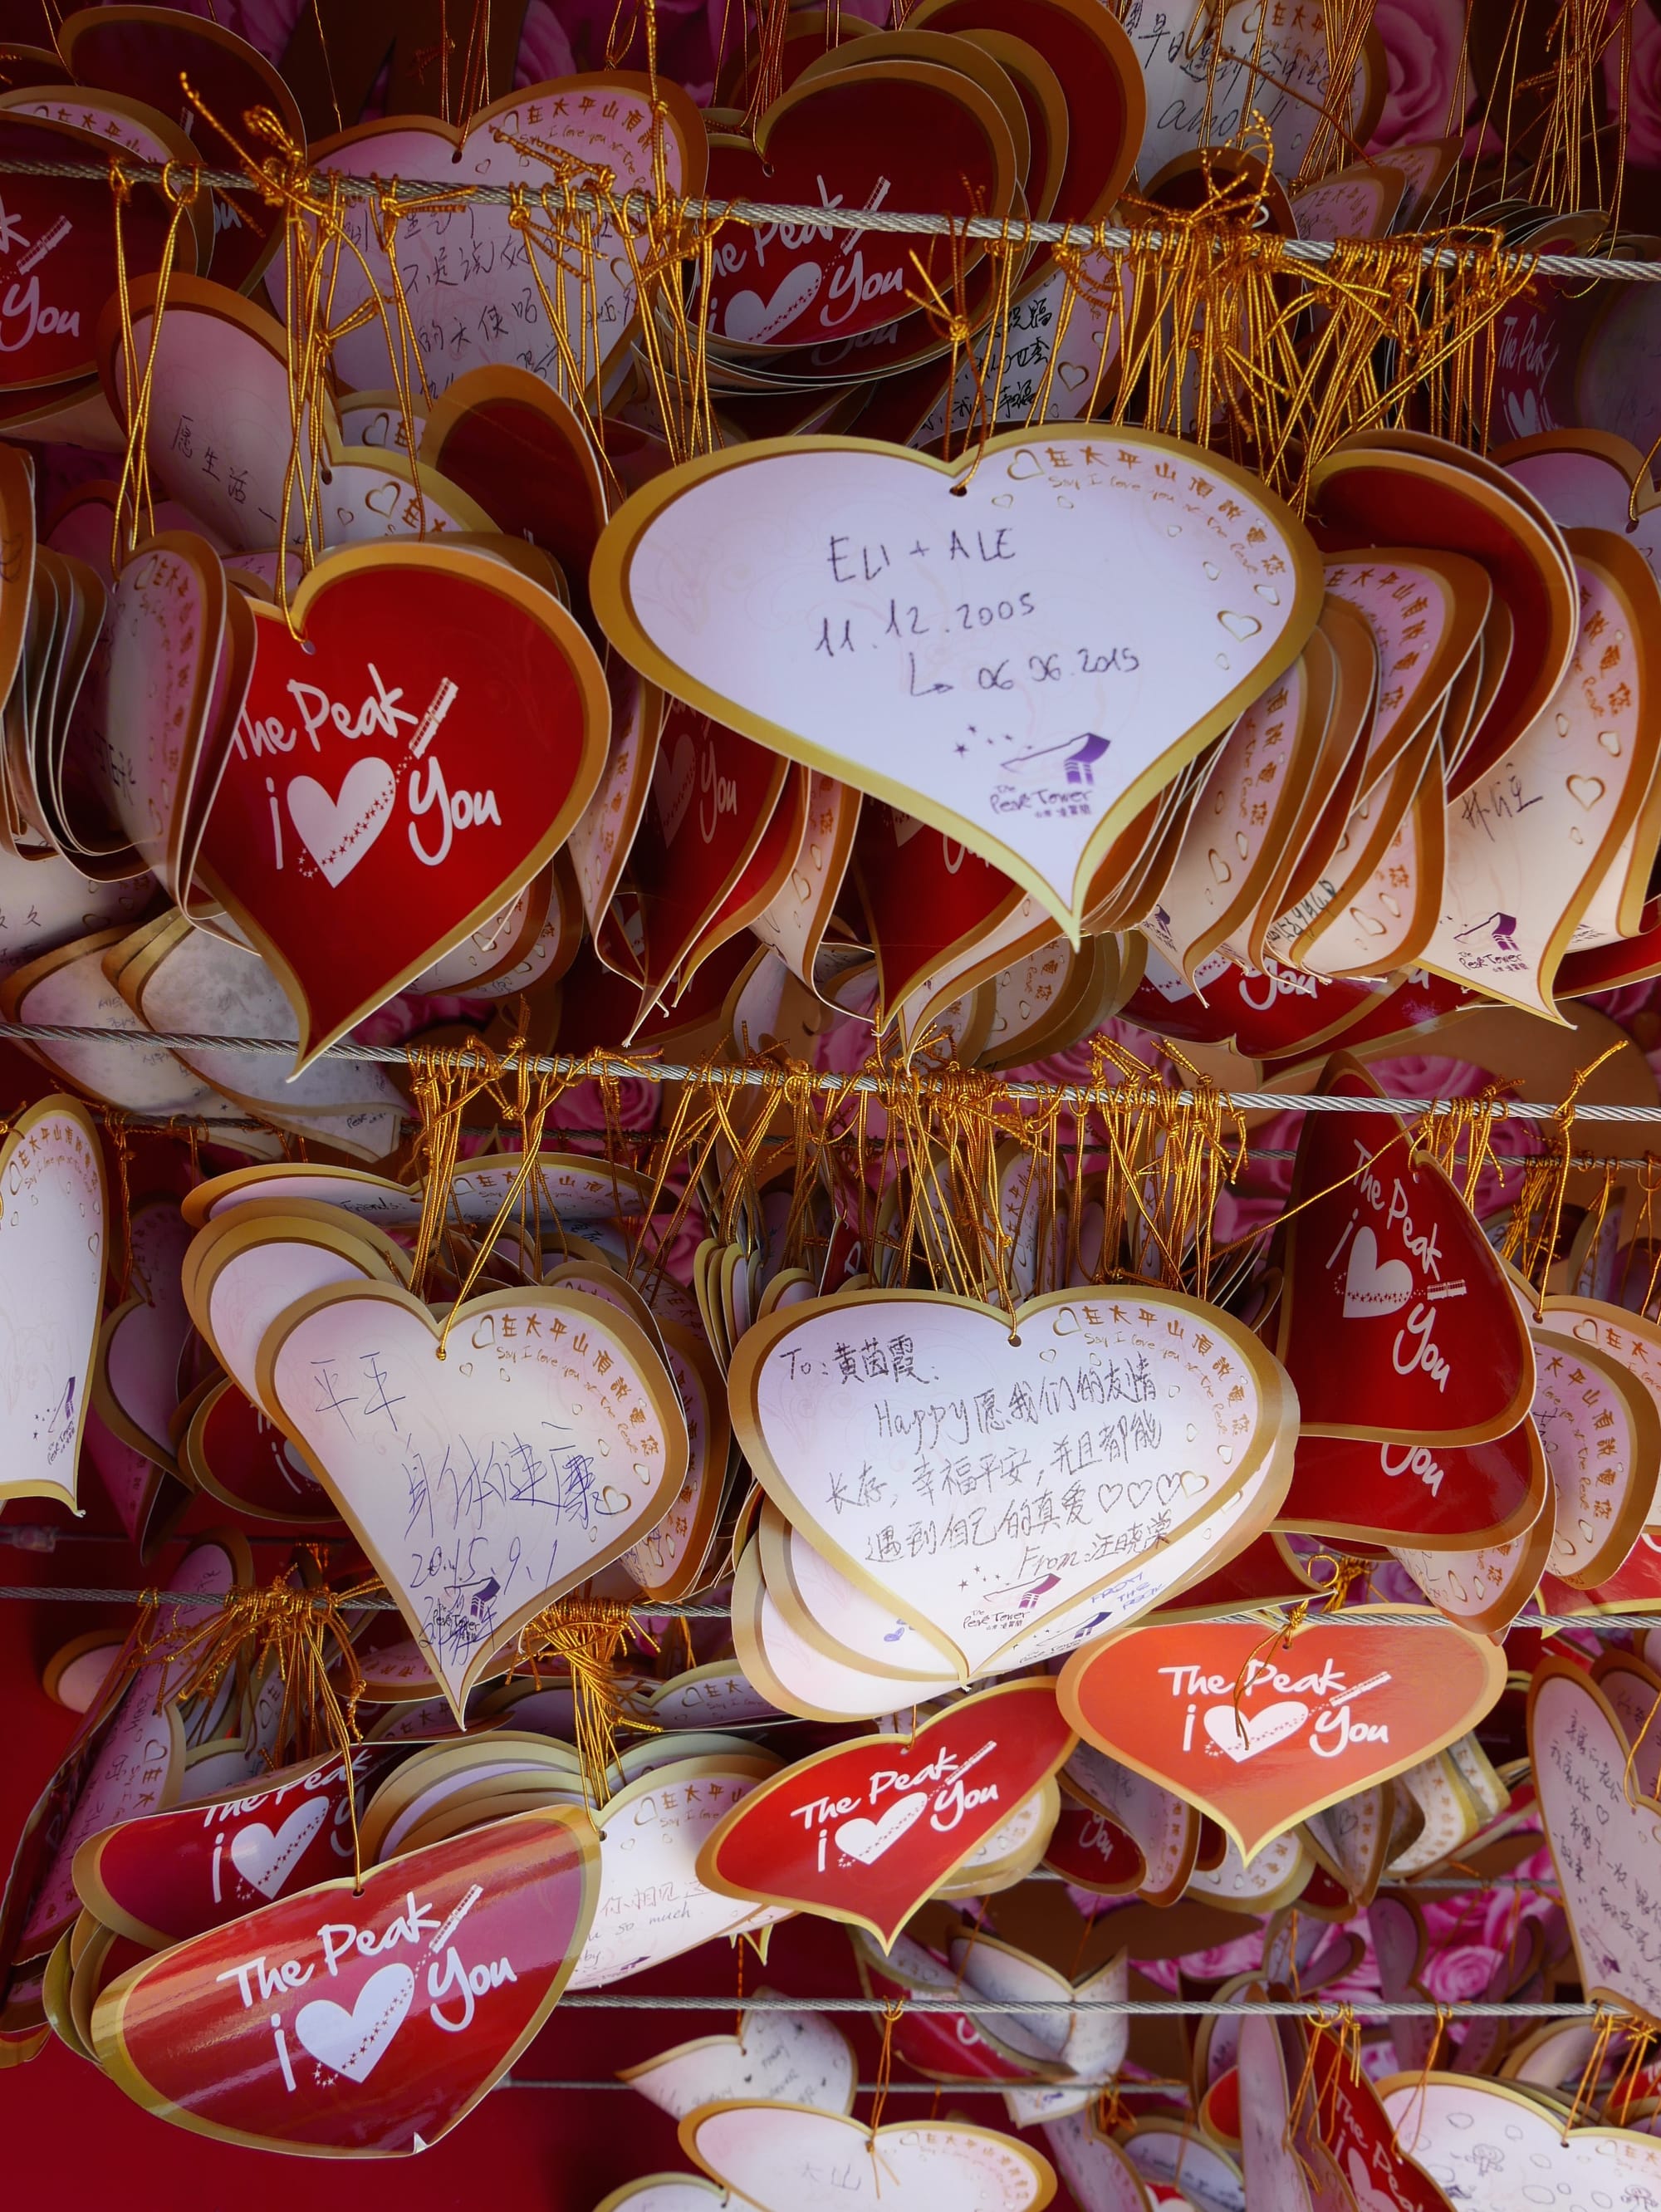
[620, 1999, 856, 2118]
[0, 1095, 105, 1508]
[683, 2104, 1056, 2212]
[592, 428, 1322, 937]
[257, 1283, 689, 1718]
[728, 1284, 1297, 1678]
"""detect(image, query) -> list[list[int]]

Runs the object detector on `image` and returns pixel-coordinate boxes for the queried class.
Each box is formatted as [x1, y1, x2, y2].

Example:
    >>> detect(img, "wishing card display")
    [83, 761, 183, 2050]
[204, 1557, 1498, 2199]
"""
[593, 429, 1322, 936]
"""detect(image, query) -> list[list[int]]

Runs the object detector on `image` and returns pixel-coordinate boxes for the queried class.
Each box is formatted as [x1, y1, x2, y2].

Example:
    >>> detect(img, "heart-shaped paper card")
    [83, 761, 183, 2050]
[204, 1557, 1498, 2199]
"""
[700, 65, 1017, 352]
[1381, 2075, 1661, 2209]
[592, 427, 1322, 937]
[194, 545, 609, 1067]
[728, 1284, 1297, 1679]
[621, 2002, 856, 2119]
[93, 1807, 597, 2156]
[698, 1680, 1075, 1947]
[289, 76, 706, 404]
[1276, 1060, 1535, 1444]
[74, 1749, 389, 1949]
[1276, 1420, 1546, 1550]
[0, 1094, 105, 1509]
[568, 1753, 787, 1988]
[259, 1283, 688, 1719]
[1061, 1610, 1506, 1861]
[683, 2103, 1056, 2212]
[0, 111, 196, 392]
[1529, 1657, 1661, 2024]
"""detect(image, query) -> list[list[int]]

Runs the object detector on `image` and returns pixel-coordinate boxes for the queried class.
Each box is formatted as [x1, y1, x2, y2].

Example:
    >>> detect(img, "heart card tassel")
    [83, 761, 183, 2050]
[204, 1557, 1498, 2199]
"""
[514, 1596, 658, 1809]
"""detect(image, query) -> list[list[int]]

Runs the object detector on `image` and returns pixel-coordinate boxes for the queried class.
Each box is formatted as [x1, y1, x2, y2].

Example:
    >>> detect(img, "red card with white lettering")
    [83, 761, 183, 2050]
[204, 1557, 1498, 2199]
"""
[696, 1680, 1074, 1948]
[1059, 1611, 1505, 1859]
[1276, 1420, 1545, 1548]
[74, 1749, 393, 1950]
[1276, 1059, 1535, 1444]
[194, 546, 608, 1067]
[630, 700, 788, 1004]
[92, 1807, 597, 2156]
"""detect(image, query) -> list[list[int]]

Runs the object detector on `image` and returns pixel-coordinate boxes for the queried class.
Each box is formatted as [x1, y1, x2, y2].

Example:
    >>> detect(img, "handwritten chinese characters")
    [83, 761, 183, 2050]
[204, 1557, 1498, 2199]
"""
[264, 1286, 687, 1718]
[732, 1286, 1288, 1677]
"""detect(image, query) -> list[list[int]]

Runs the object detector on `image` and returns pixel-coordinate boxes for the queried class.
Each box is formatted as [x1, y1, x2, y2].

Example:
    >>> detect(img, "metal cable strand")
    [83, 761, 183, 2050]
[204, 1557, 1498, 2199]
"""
[1, 150, 1660, 277]
[4, 1019, 1659, 1121]
[556, 1994, 1611, 2017]
[0, 1582, 1641, 1630]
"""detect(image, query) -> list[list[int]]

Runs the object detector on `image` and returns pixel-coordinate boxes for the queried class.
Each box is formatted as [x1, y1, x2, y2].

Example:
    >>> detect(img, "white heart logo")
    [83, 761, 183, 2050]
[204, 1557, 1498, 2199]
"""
[1203, 1699, 1309, 1763]
[723, 264, 823, 345]
[286, 758, 396, 887]
[293, 1961, 414, 2083]
[228, 1798, 331, 1899]
[1342, 1227, 1414, 1318]
[652, 727, 697, 849]
[835, 1791, 928, 1866]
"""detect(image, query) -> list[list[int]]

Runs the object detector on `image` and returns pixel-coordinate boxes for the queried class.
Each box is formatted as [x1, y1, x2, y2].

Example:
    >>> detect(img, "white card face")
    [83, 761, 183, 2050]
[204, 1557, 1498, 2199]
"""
[1136, 0, 1348, 181]
[0, 847, 150, 979]
[263, 1286, 686, 1716]
[113, 301, 307, 554]
[198, 1231, 385, 1410]
[733, 1288, 1286, 1676]
[1383, 2077, 1661, 2208]
[625, 2007, 856, 2119]
[596, 433, 1318, 933]
[1423, 549, 1649, 1013]
[1042, 2112, 1154, 2210]
[287, 89, 693, 404]
[570, 1761, 787, 1988]
[0, 1096, 105, 1508]
[687, 2107, 1054, 2212]
[1122, 2126, 1245, 2212]
[1532, 1665, 1661, 2023]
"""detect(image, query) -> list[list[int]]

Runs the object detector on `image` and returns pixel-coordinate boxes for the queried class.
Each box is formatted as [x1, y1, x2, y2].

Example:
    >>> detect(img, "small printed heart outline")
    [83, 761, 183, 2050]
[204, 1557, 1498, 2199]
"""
[228, 1800, 331, 1900]
[835, 1790, 928, 1866]
[293, 1960, 414, 2084]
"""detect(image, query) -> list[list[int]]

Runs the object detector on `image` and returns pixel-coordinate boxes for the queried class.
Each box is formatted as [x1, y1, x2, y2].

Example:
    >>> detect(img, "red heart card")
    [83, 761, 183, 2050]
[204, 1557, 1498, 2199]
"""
[697, 1680, 1075, 1948]
[0, 111, 195, 391]
[56, 5, 303, 294]
[181, 1381, 344, 1530]
[1060, 1609, 1506, 1860]
[92, 1807, 597, 2156]
[1275, 1420, 1546, 1549]
[630, 700, 789, 1008]
[854, 801, 1024, 1018]
[194, 546, 608, 1067]
[1276, 1059, 1535, 1444]
[702, 66, 1017, 351]
[74, 1749, 394, 1950]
